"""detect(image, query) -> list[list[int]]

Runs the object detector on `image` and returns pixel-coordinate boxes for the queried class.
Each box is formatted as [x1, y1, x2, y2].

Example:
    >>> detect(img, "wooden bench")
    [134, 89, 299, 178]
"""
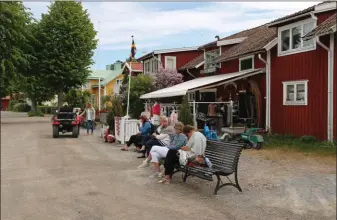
[175, 140, 244, 195]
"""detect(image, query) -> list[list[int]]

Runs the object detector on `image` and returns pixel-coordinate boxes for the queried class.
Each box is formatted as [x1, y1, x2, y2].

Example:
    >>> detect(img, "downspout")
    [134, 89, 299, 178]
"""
[186, 69, 196, 79]
[316, 35, 333, 141]
[310, 12, 333, 141]
[258, 53, 270, 132]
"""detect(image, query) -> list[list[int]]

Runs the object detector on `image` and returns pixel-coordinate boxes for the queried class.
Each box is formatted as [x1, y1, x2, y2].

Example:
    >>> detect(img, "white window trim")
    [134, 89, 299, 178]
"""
[164, 56, 177, 69]
[144, 60, 150, 74]
[282, 80, 309, 106]
[204, 48, 220, 70]
[239, 55, 254, 72]
[278, 18, 317, 57]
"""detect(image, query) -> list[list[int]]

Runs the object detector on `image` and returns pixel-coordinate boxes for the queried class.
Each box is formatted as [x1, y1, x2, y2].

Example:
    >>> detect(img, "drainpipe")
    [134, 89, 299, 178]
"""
[186, 69, 196, 79]
[258, 53, 270, 132]
[316, 35, 333, 141]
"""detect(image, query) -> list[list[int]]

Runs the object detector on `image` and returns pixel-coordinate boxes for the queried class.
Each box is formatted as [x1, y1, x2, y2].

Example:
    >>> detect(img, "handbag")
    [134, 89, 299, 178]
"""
[178, 149, 192, 166]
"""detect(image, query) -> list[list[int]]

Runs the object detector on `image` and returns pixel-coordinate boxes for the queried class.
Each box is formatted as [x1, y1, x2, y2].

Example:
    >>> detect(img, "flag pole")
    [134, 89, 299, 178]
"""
[125, 36, 133, 119]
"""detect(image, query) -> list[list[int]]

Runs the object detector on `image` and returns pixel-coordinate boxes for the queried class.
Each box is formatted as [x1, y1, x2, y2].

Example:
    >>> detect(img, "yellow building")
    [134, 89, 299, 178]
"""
[83, 61, 124, 108]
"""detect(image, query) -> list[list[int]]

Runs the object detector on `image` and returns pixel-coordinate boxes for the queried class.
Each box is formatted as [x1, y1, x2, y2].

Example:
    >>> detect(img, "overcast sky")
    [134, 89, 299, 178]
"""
[24, 1, 320, 69]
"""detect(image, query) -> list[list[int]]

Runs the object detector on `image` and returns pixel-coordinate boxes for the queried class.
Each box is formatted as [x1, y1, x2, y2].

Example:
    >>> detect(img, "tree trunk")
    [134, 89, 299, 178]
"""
[31, 98, 37, 112]
[57, 91, 63, 108]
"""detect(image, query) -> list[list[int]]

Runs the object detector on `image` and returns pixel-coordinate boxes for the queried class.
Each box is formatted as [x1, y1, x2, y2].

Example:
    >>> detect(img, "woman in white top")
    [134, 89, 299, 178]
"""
[80, 103, 96, 135]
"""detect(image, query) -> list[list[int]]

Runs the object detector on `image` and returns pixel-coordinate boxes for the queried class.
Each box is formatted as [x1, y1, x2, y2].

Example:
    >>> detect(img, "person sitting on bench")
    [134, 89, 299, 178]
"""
[136, 116, 165, 152]
[121, 115, 151, 151]
[137, 122, 187, 178]
[137, 116, 174, 159]
[159, 125, 206, 184]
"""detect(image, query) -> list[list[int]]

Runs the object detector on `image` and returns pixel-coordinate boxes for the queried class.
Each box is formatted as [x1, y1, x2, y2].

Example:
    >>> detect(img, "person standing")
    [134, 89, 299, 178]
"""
[80, 103, 96, 135]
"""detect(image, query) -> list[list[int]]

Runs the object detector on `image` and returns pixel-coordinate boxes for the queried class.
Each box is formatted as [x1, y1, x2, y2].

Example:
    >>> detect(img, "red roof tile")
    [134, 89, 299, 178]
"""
[127, 62, 143, 72]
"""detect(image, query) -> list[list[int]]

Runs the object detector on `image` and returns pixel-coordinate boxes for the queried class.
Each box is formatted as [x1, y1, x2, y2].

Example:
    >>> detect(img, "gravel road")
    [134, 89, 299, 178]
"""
[1, 111, 336, 220]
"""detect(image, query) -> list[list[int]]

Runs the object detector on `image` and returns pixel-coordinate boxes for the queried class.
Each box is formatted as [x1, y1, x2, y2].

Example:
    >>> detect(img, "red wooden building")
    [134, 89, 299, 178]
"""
[140, 1, 336, 141]
[267, 1, 336, 141]
[137, 47, 203, 75]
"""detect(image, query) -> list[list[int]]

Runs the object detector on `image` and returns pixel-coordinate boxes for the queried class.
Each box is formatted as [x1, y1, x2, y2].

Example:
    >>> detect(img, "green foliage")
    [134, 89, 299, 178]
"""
[8, 99, 18, 111]
[121, 74, 154, 118]
[263, 134, 336, 156]
[64, 88, 91, 108]
[28, 110, 44, 117]
[36, 1, 97, 105]
[13, 103, 31, 112]
[0, 2, 34, 98]
[178, 95, 193, 126]
[106, 95, 124, 128]
[101, 95, 111, 107]
[300, 135, 317, 143]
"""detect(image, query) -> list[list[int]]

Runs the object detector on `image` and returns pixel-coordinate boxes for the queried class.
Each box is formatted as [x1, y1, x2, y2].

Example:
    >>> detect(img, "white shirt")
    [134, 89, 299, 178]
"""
[87, 108, 93, 120]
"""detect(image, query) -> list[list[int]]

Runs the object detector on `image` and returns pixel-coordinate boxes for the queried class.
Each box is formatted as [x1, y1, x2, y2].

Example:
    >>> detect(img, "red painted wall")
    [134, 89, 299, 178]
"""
[160, 50, 203, 70]
[270, 36, 330, 140]
[317, 10, 336, 25]
[1, 99, 9, 110]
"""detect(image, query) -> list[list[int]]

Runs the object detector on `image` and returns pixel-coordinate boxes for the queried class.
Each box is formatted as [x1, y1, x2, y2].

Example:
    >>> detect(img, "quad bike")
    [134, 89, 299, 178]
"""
[240, 128, 266, 149]
[52, 107, 82, 138]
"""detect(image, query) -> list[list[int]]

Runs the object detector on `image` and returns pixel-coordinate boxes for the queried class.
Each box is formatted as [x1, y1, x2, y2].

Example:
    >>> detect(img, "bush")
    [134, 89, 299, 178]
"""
[106, 95, 124, 130]
[13, 103, 31, 112]
[300, 135, 317, 143]
[8, 99, 17, 111]
[28, 110, 44, 117]
[178, 95, 193, 126]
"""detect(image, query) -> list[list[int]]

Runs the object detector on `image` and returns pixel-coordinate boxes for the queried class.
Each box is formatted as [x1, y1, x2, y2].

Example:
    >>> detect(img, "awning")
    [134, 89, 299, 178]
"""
[140, 68, 264, 99]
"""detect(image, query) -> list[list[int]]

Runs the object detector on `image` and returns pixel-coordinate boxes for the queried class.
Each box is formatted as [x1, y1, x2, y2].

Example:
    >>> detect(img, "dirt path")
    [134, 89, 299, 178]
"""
[1, 112, 336, 220]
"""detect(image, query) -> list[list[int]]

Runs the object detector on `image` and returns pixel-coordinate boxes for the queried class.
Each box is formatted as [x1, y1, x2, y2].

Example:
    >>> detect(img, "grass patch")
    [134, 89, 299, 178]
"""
[263, 134, 336, 156]
[28, 110, 44, 117]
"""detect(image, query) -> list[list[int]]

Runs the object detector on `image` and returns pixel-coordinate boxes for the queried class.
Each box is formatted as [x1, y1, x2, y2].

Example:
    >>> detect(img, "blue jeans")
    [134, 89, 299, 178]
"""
[87, 120, 94, 134]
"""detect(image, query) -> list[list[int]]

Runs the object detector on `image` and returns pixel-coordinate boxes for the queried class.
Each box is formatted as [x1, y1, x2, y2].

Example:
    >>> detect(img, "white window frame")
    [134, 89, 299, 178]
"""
[204, 48, 220, 70]
[278, 18, 317, 57]
[239, 55, 254, 72]
[144, 60, 150, 74]
[164, 56, 177, 69]
[282, 80, 308, 106]
[199, 88, 217, 100]
[187, 92, 195, 101]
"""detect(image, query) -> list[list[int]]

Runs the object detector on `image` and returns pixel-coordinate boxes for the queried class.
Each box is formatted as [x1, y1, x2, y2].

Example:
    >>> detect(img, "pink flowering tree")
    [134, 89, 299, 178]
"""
[151, 67, 183, 90]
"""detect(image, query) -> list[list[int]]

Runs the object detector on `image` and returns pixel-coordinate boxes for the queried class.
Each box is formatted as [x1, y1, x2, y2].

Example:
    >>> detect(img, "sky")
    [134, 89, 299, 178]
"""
[23, 1, 320, 70]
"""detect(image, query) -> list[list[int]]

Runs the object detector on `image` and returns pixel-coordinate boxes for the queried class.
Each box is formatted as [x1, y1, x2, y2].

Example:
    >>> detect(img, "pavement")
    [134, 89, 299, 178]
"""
[1, 111, 336, 220]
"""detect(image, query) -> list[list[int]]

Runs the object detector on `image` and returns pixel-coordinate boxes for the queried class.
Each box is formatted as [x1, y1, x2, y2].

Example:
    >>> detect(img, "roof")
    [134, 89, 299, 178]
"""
[303, 13, 337, 40]
[267, 5, 315, 27]
[199, 25, 265, 50]
[137, 46, 199, 61]
[213, 25, 277, 63]
[140, 69, 264, 99]
[88, 69, 123, 86]
[179, 54, 204, 71]
[123, 62, 143, 72]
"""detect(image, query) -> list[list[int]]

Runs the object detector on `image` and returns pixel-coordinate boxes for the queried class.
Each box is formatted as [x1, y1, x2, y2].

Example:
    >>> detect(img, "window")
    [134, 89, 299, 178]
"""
[187, 92, 195, 101]
[199, 89, 217, 102]
[278, 18, 316, 56]
[110, 65, 115, 70]
[90, 94, 96, 105]
[282, 80, 308, 105]
[144, 60, 150, 74]
[165, 56, 176, 69]
[115, 79, 123, 94]
[239, 55, 254, 71]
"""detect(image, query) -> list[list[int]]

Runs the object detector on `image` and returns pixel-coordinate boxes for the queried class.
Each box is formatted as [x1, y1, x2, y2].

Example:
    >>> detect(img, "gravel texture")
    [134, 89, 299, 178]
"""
[1, 111, 336, 220]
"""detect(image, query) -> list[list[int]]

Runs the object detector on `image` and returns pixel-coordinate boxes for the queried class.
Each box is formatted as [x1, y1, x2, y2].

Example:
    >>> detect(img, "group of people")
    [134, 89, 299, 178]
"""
[120, 114, 207, 184]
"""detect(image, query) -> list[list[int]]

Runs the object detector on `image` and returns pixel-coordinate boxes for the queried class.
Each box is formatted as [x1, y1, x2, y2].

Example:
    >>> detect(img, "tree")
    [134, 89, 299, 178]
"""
[36, 1, 97, 107]
[178, 95, 194, 126]
[106, 94, 124, 130]
[151, 67, 183, 90]
[120, 74, 154, 118]
[0, 2, 34, 98]
[64, 88, 91, 108]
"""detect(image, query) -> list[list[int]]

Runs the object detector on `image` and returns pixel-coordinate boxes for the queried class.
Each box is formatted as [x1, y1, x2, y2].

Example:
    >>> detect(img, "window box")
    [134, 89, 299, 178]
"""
[278, 18, 316, 56]
[282, 80, 308, 105]
[239, 55, 254, 71]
